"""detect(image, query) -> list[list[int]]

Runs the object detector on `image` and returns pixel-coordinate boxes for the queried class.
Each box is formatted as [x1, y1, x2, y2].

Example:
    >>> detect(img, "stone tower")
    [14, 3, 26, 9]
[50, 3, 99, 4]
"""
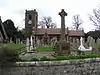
[25, 9, 38, 37]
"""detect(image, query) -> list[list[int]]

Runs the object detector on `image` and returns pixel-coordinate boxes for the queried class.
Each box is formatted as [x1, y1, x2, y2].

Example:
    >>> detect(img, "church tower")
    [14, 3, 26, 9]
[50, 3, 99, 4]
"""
[25, 9, 38, 37]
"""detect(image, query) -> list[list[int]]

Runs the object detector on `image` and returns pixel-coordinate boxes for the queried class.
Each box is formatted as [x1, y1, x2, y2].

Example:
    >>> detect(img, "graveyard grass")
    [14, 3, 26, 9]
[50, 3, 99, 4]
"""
[20, 51, 100, 61]
[36, 45, 54, 52]
[2, 43, 26, 51]
[1, 43, 100, 61]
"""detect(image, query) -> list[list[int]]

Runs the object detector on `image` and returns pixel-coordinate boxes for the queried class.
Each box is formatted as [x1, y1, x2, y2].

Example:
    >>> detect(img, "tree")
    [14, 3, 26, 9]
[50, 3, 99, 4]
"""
[3, 19, 17, 37]
[39, 16, 56, 28]
[89, 7, 100, 30]
[72, 14, 83, 30]
[3, 19, 18, 43]
[2, 19, 24, 43]
[86, 30, 100, 40]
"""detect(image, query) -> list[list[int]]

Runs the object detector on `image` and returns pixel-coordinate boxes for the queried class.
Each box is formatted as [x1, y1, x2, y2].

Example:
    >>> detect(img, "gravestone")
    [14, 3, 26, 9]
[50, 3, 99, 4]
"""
[26, 37, 30, 52]
[55, 9, 70, 55]
[96, 38, 100, 45]
[43, 32, 48, 45]
[18, 38, 20, 44]
[78, 37, 86, 51]
[36, 39, 41, 48]
[87, 36, 92, 47]
[30, 35, 33, 51]
[16, 38, 20, 44]
[10, 38, 13, 43]
[51, 37, 57, 45]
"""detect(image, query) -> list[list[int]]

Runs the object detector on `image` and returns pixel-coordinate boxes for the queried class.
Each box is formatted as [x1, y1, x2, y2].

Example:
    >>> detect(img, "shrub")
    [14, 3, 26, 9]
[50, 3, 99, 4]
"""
[0, 47, 19, 66]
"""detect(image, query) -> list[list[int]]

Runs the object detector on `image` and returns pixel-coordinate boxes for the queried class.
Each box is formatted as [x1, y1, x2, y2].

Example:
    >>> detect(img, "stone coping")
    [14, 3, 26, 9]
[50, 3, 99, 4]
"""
[15, 58, 100, 67]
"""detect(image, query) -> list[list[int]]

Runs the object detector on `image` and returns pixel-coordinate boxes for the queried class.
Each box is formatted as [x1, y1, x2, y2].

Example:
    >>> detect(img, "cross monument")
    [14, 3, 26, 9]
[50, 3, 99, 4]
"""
[59, 9, 67, 41]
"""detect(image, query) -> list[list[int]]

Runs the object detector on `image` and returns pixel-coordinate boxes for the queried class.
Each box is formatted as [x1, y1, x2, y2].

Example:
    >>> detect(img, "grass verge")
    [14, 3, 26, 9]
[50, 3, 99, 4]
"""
[36, 45, 54, 52]
[20, 51, 100, 61]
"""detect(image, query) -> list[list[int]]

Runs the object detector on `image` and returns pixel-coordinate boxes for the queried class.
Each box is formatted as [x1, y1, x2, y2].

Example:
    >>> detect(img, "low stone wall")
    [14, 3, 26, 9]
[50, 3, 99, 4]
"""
[1, 58, 100, 75]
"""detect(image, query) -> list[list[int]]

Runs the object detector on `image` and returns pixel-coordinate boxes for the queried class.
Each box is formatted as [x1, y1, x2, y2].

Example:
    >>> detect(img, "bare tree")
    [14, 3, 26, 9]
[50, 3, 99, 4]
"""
[72, 14, 83, 30]
[51, 23, 57, 28]
[39, 16, 56, 28]
[89, 7, 100, 30]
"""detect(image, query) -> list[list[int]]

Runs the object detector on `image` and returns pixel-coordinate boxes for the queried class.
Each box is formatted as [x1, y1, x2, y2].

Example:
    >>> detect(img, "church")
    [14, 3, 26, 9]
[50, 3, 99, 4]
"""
[25, 9, 84, 44]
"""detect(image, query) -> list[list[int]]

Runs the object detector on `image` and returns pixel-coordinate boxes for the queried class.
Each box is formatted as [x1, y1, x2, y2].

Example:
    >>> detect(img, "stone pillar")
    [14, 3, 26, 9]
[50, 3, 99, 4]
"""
[59, 9, 67, 41]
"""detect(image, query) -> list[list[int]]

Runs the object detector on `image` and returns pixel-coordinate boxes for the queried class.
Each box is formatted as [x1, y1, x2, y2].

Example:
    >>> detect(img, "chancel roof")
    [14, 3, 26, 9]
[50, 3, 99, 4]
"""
[36, 28, 84, 36]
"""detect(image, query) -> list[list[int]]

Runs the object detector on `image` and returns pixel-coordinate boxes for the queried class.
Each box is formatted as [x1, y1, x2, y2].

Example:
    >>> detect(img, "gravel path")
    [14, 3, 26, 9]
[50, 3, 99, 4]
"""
[20, 52, 55, 59]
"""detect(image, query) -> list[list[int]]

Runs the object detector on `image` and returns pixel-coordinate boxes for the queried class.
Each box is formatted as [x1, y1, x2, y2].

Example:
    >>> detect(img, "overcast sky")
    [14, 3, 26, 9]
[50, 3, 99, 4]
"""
[0, 0, 100, 32]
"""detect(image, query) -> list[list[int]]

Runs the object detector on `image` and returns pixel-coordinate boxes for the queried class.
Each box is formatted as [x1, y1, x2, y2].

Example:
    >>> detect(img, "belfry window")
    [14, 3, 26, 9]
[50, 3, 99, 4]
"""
[29, 15, 32, 20]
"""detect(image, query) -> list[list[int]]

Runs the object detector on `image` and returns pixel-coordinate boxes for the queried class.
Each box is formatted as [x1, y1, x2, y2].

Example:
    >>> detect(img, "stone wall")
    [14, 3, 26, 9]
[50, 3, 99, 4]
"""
[1, 58, 100, 75]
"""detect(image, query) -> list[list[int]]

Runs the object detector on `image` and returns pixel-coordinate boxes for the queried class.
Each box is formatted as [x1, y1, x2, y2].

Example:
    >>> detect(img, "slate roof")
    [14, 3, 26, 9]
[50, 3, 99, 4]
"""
[36, 28, 84, 36]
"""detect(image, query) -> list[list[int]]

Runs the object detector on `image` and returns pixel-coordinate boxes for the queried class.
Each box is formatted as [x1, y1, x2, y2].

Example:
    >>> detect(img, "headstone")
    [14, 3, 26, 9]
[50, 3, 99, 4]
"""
[51, 37, 57, 45]
[90, 37, 94, 47]
[36, 39, 40, 48]
[21, 41, 23, 44]
[26, 37, 30, 52]
[96, 38, 100, 51]
[10, 38, 13, 43]
[96, 38, 100, 45]
[18, 38, 20, 44]
[78, 37, 92, 51]
[76, 39, 80, 49]
[78, 37, 86, 51]
[76, 39, 80, 46]
[54, 37, 57, 44]
[87, 36, 92, 47]
[72, 38, 80, 50]
[43, 32, 48, 45]
[30, 35, 33, 51]
[16, 38, 20, 44]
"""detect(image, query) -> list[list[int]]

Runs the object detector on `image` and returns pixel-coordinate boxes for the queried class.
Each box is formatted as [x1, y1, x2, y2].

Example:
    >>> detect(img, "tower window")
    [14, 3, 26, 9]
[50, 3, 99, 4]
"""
[29, 15, 32, 20]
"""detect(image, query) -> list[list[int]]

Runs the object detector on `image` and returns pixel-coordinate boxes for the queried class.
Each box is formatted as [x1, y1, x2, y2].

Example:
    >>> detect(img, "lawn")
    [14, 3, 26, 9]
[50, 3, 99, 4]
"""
[36, 45, 54, 52]
[20, 50, 100, 61]
[1, 44, 54, 52]
[2, 43, 26, 51]
[1, 44, 100, 61]
[20, 51, 100, 61]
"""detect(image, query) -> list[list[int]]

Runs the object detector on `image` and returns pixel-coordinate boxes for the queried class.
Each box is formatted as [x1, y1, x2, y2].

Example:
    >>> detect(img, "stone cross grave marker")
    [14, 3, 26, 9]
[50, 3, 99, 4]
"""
[59, 9, 67, 41]
[55, 9, 70, 56]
